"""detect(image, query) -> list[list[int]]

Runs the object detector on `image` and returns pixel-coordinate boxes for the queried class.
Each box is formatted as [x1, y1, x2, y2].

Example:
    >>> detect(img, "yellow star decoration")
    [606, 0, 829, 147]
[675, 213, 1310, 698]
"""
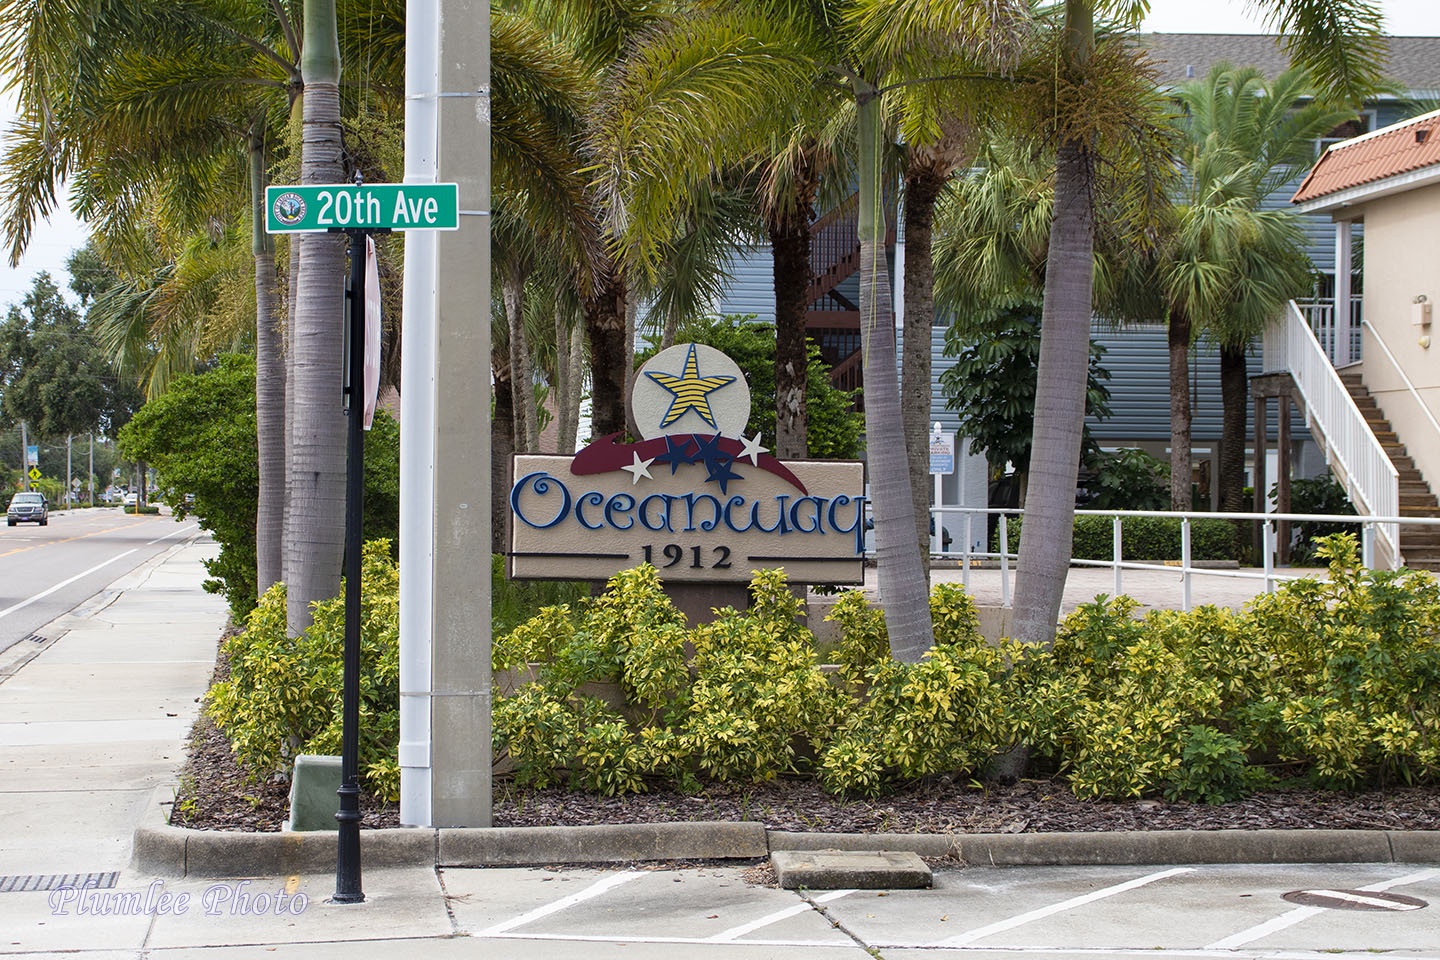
[645, 344, 736, 430]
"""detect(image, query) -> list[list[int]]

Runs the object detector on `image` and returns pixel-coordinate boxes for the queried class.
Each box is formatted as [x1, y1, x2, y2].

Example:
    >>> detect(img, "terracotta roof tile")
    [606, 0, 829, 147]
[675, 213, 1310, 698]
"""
[1291, 109, 1440, 204]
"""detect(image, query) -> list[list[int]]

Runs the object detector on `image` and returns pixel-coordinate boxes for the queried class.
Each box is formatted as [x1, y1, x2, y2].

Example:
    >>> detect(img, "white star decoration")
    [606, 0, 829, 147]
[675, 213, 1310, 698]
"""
[738, 432, 767, 465]
[621, 452, 656, 484]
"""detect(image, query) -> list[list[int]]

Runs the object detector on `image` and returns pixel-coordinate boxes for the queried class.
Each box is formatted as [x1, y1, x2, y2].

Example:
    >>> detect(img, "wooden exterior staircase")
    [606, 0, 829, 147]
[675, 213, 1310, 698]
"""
[1340, 372, 1440, 570]
[803, 193, 895, 405]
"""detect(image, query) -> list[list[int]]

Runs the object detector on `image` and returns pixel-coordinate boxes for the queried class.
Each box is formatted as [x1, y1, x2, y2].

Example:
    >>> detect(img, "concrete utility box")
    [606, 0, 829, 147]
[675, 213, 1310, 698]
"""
[285, 754, 342, 832]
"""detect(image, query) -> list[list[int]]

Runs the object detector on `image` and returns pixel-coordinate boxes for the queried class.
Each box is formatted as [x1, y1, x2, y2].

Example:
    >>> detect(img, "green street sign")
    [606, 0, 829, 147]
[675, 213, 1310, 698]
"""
[265, 183, 460, 233]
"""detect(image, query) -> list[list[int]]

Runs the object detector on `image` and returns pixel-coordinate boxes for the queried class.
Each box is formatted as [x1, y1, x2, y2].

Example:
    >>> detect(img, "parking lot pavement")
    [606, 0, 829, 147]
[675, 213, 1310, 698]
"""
[447, 861, 1440, 959]
[3, 862, 1437, 958]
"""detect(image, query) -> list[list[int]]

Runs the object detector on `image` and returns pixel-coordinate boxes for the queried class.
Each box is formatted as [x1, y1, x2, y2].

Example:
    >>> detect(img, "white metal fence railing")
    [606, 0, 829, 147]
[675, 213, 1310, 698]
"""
[924, 505, 1440, 612]
[1265, 301, 1399, 567]
[1295, 296, 1364, 365]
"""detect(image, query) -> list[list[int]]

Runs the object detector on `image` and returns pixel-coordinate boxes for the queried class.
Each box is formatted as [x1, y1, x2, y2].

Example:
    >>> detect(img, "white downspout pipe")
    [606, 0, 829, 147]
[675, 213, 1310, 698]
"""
[398, 0, 440, 826]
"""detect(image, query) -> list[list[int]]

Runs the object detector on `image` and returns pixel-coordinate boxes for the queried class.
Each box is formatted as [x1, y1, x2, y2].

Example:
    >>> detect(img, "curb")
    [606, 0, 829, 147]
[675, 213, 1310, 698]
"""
[132, 821, 1440, 878]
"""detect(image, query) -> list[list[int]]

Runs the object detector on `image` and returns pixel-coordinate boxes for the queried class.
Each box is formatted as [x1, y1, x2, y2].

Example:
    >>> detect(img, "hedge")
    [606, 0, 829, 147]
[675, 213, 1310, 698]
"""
[996, 514, 1236, 561]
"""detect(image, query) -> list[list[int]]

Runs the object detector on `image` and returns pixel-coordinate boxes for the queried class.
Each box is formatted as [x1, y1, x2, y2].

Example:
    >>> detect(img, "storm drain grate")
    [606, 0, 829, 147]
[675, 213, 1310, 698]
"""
[0, 872, 119, 893]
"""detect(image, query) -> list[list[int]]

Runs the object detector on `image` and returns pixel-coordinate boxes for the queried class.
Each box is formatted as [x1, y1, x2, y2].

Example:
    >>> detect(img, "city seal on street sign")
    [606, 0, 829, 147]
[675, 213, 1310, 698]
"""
[271, 191, 308, 228]
[510, 343, 866, 585]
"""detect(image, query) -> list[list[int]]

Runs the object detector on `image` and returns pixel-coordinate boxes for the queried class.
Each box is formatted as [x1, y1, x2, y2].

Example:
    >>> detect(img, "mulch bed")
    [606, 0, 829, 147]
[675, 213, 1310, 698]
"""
[171, 711, 1440, 835]
[173, 625, 1440, 834]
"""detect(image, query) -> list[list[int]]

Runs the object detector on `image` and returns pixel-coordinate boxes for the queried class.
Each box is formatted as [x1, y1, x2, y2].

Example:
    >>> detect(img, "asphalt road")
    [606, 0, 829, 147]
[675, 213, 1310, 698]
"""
[0, 506, 200, 655]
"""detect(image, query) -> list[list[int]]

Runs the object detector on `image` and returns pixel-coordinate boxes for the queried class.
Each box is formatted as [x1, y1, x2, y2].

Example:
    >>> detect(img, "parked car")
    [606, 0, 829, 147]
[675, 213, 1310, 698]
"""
[123, 492, 138, 507]
[7, 492, 49, 526]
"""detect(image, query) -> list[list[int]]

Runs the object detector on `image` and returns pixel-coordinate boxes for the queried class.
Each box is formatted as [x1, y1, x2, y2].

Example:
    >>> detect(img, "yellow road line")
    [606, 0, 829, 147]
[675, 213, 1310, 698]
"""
[0, 518, 151, 559]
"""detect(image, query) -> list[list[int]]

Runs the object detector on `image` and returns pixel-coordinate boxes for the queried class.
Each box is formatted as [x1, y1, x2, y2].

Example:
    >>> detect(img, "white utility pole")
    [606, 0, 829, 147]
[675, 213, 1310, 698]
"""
[399, 0, 492, 827]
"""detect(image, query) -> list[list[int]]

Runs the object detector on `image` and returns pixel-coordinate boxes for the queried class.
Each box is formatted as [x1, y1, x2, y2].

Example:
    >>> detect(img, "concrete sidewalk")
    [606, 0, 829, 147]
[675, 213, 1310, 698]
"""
[1, 537, 1436, 959]
[0, 534, 227, 879]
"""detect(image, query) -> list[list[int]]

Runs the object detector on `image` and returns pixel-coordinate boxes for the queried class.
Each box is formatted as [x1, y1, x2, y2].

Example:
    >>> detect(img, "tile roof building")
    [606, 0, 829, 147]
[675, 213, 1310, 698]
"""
[1292, 108, 1440, 207]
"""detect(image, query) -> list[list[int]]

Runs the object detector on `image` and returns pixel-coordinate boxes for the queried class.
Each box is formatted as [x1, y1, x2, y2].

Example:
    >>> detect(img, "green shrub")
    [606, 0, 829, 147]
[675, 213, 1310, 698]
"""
[1246, 534, 1440, 786]
[492, 567, 1024, 798]
[998, 514, 1235, 561]
[491, 555, 591, 637]
[119, 355, 401, 617]
[1275, 474, 1356, 564]
[208, 532, 1440, 806]
[1164, 725, 1261, 804]
[1087, 448, 1170, 511]
[206, 540, 400, 800]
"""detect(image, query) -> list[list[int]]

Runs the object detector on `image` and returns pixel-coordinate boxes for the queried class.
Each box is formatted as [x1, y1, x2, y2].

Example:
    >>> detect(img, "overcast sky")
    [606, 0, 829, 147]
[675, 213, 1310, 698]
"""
[2, 0, 1438, 309]
[1142, 0, 1437, 34]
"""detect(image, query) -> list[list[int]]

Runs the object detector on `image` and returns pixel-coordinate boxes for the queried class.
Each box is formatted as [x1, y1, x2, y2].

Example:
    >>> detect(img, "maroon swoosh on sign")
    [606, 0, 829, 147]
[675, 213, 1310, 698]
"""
[569, 433, 807, 493]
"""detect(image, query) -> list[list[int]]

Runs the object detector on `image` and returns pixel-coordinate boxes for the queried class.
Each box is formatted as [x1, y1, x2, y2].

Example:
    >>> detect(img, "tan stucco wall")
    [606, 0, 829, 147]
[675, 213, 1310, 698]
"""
[1355, 182, 1440, 492]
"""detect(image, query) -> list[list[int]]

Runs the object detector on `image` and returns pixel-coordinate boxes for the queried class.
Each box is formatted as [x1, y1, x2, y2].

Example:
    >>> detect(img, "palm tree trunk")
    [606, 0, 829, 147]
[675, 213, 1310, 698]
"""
[250, 116, 284, 596]
[624, 298, 639, 438]
[554, 309, 573, 454]
[585, 264, 628, 437]
[1011, 136, 1094, 647]
[285, 0, 347, 637]
[856, 83, 933, 661]
[771, 211, 811, 459]
[556, 314, 583, 453]
[503, 261, 538, 451]
[1218, 342, 1248, 512]
[902, 162, 948, 577]
[1168, 310, 1193, 511]
[492, 341, 516, 553]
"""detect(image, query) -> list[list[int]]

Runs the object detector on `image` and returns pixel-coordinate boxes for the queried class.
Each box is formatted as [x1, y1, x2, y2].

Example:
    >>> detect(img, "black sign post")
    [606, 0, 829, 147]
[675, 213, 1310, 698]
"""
[331, 220, 369, 905]
[268, 174, 453, 900]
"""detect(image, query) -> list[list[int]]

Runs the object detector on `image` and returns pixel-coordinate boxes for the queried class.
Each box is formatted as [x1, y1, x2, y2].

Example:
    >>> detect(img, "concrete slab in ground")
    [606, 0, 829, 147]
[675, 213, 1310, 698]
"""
[152, 938, 877, 960]
[0, 788, 153, 875]
[1, 744, 187, 790]
[817, 863, 1440, 955]
[444, 866, 853, 946]
[0, 886, 152, 954]
[771, 850, 931, 890]
[142, 868, 452, 949]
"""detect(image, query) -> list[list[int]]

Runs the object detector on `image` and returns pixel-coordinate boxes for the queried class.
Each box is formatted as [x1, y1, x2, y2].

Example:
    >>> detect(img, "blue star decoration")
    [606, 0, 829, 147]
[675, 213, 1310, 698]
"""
[692, 433, 744, 493]
[652, 435, 701, 474]
[644, 344, 736, 430]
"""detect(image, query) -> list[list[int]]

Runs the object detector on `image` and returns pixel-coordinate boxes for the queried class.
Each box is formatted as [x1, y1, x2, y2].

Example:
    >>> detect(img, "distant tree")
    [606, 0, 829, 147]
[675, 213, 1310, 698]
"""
[0, 273, 140, 440]
[940, 305, 1110, 496]
[118, 355, 399, 617]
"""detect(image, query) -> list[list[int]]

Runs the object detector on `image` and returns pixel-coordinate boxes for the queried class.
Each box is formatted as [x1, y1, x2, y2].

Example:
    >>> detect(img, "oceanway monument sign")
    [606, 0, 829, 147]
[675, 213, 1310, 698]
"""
[510, 343, 866, 585]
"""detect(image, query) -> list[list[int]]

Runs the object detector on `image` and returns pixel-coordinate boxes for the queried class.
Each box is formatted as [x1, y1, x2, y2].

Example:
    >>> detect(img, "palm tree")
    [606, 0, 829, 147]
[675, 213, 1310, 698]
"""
[1127, 65, 1356, 513]
[282, 0, 348, 635]
[1008, 0, 1385, 646]
[516, 0, 678, 439]
[594, 0, 1033, 659]
[1173, 65, 1355, 513]
[0, 0, 303, 597]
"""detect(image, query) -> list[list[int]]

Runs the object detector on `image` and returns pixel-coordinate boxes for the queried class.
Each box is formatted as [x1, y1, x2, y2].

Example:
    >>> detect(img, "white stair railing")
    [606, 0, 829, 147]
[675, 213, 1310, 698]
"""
[1263, 301, 1399, 568]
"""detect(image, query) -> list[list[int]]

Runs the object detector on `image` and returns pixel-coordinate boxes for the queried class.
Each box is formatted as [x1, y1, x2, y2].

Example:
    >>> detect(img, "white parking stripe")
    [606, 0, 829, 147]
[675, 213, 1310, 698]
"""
[484, 931, 855, 949]
[1304, 888, 1425, 910]
[705, 888, 855, 941]
[0, 550, 137, 621]
[475, 870, 644, 935]
[1206, 868, 1439, 949]
[0, 522, 197, 623]
[937, 867, 1195, 946]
